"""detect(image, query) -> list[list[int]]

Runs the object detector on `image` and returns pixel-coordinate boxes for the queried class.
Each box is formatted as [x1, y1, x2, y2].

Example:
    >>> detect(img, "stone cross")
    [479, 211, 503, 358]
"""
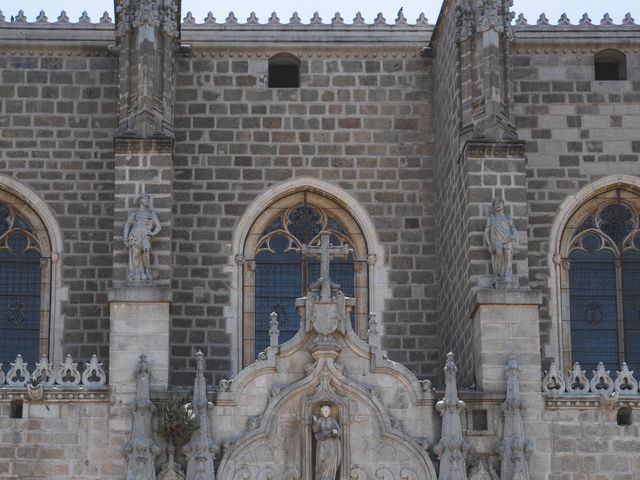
[301, 231, 350, 285]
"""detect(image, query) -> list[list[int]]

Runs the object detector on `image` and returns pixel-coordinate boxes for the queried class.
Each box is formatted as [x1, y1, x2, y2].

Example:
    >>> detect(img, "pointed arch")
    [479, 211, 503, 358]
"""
[0, 174, 66, 364]
[226, 178, 387, 373]
[548, 175, 640, 372]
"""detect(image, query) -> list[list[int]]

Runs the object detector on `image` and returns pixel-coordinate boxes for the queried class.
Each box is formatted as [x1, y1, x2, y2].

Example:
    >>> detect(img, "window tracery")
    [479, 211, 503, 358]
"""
[242, 193, 368, 366]
[560, 190, 640, 375]
[0, 198, 50, 366]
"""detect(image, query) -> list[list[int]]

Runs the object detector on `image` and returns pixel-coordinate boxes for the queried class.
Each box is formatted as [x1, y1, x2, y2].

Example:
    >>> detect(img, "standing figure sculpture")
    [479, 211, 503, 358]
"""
[124, 193, 161, 282]
[484, 198, 518, 288]
[312, 405, 342, 480]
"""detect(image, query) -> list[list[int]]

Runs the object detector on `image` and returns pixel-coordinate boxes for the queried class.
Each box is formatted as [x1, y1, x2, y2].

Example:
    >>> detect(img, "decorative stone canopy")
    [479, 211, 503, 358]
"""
[211, 232, 437, 479]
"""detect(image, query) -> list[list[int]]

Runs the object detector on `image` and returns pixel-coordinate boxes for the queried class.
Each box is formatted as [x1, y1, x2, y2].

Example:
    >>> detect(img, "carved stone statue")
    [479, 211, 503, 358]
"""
[484, 198, 518, 288]
[312, 405, 342, 480]
[124, 193, 161, 282]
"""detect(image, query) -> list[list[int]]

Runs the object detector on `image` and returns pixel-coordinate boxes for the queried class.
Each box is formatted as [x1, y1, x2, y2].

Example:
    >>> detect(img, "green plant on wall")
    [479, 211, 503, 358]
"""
[156, 397, 198, 448]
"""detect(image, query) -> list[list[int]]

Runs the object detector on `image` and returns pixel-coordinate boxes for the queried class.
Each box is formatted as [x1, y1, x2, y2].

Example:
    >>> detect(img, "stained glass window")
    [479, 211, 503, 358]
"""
[0, 201, 45, 365]
[243, 199, 367, 366]
[565, 199, 640, 374]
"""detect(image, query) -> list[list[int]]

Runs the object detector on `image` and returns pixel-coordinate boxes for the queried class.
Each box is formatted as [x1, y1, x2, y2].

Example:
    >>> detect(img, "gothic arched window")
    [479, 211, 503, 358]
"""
[0, 194, 51, 366]
[241, 191, 369, 366]
[560, 189, 640, 375]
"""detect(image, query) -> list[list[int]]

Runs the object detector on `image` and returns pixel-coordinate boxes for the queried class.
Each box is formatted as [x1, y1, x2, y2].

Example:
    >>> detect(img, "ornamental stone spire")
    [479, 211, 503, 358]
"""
[434, 353, 469, 480]
[124, 354, 160, 480]
[114, 0, 180, 137]
[498, 356, 532, 480]
[184, 351, 218, 480]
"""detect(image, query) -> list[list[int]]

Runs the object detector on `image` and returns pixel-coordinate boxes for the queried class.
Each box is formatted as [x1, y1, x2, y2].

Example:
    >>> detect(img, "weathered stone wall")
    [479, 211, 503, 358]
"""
[432, 0, 477, 384]
[511, 35, 640, 363]
[540, 406, 640, 479]
[0, 41, 117, 362]
[170, 43, 439, 385]
[0, 399, 123, 479]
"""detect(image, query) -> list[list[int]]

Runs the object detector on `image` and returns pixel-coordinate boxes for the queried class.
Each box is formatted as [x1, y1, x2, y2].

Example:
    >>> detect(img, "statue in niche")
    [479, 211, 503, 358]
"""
[484, 198, 518, 288]
[124, 193, 161, 282]
[312, 405, 342, 480]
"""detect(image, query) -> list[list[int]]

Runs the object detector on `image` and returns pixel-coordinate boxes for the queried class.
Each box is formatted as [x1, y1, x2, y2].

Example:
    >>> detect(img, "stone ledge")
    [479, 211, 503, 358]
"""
[0, 387, 109, 403]
[108, 285, 172, 303]
[545, 395, 640, 409]
[114, 136, 174, 154]
[472, 288, 543, 309]
[463, 140, 527, 160]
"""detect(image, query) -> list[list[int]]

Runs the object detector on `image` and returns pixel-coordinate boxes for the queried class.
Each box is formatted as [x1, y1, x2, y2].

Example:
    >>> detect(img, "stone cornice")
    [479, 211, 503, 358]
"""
[545, 395, 640, 409]
[0, 387, 109, 403]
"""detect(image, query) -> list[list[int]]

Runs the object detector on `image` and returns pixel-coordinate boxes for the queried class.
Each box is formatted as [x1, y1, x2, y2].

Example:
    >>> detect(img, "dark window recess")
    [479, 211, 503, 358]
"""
[10, 400, 23, 419]
[471, 409, 488, 431]
[268, 64, 300, 88]
[617, 407, 633, 426]
[595, 50, 626, 81]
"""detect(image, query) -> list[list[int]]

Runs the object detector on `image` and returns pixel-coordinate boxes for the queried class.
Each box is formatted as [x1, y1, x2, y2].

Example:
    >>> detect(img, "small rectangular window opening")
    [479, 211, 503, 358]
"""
[594, 50, 627, 81]
[268, 64, 300, 88]
[472, 409, 488, 431]
[595, 62, 622, 81]
[10, 400, 23, 419]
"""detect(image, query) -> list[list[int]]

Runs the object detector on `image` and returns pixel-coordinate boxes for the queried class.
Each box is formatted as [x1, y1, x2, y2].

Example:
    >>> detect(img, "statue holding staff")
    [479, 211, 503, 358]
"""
[124, 193, 161, 282]
[484, 198, 518, 288]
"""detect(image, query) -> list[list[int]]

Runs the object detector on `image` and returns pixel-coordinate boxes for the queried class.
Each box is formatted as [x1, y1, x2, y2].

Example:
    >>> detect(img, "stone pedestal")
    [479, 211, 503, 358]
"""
[472, 289, 542, 392]
[108, 286, 172, 397]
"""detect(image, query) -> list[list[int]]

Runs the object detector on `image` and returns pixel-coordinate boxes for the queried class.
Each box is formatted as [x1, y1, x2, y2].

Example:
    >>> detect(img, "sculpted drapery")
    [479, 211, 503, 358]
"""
[312, 405, 342, 480]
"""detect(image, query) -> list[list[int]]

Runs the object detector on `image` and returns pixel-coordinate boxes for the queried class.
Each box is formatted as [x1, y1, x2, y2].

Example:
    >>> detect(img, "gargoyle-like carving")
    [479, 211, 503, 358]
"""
[455, 0, 475, 42]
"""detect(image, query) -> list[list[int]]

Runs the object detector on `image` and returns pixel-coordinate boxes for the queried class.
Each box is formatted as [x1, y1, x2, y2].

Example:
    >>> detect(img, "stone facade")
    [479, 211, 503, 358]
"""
[1, 1, 640, 479]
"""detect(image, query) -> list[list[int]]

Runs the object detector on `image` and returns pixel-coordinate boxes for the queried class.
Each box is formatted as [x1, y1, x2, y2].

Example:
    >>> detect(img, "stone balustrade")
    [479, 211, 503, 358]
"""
[0, 353, 107, 389]
[542, 361, 640, 409]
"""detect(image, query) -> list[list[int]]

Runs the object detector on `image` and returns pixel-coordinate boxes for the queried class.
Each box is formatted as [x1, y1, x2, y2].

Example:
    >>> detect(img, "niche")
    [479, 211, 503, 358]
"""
[268, 53, 300, 88]
[10, 399, 23, 419]
[594, 49, 627, 81]
[617, 406, 632, 426]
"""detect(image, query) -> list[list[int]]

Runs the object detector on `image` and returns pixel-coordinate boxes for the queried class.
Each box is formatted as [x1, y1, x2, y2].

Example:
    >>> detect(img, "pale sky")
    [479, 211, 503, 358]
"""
[1, 1, 636, 26]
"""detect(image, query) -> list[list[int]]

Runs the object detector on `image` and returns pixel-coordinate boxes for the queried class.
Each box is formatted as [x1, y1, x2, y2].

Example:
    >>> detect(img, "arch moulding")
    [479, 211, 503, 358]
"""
[546, 174, 640, 369]
[226, 177, 388, 374]
[0, 174, 67, 363]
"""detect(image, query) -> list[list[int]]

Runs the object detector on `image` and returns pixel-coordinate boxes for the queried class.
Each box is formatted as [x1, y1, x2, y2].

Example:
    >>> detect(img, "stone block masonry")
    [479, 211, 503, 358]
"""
[512, 40, 640, 366]
[171, 45, 439, 385]
[0, 47, 118, 364]
[0, 400, 124, 479]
